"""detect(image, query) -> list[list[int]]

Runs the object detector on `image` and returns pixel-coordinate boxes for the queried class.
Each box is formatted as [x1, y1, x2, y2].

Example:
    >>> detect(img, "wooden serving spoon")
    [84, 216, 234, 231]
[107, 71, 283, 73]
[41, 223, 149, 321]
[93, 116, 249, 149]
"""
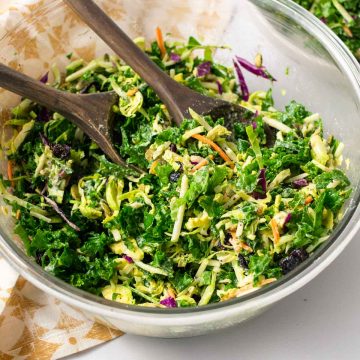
[0, 63, 143, 174]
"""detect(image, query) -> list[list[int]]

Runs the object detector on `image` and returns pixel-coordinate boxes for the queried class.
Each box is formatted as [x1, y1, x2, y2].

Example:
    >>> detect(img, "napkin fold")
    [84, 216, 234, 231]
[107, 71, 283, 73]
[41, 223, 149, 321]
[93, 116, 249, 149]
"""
[0, 256, 123, 359]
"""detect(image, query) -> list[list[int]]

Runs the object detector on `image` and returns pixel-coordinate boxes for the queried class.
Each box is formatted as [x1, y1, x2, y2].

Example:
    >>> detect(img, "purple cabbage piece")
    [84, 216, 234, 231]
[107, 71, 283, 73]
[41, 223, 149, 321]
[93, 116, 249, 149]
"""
[39, 133, 50, 146]
[216, 80, 223, 94]
[284, 213, 292, 227]
[293, 178, 308, 188]
[235, 55, 276, 81]
[251, 168, 266, 199]
[124, 255, 134, 263]
[196, 61, 211, 77]
[233, 59, 249, 101]
[39, 72, 49, 84]
[258, 168, 266, 193]
[251, 121, 257, 130]
[42, 195, 80, 231]
[160, 297, 177, 308]
[170, 53, 181, 63]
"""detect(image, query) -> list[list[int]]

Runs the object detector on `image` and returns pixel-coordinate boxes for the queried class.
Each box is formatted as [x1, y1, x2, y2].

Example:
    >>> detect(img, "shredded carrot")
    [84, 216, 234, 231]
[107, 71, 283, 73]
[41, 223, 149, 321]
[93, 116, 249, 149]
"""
[16, 209, 21, 220]
[260, 278, 277, 286]
[270, 218, 280, 244]
[343, 25, 353, 38]
[7, 160, 15, 187]
[239, 242, 253, 252]
[126, 88, 138, 96]
[191, 134, 233, 167]
[305, 196, 313, 205]
[149, 160, 159, 175]
[191, 158, 208, 172]
[167, 288, 176, 298]
[191, 155, 213, 172]
[155, 27, 166, 58]
[230, 230, 253, 252]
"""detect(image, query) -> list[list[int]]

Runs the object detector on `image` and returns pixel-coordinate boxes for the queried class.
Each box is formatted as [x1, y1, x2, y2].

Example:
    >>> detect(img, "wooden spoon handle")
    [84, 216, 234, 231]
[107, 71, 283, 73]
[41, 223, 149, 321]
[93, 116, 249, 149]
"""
[64, 0, 185, 123]
[0, 62, 103, 137]
[0, 63, 80, 119]
[0, 62, 102, 137]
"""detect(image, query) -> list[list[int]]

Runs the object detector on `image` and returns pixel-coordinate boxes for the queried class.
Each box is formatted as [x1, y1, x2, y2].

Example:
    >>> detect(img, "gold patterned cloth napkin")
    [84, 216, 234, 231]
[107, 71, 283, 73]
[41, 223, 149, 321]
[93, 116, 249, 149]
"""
[0, 256, 122, 359]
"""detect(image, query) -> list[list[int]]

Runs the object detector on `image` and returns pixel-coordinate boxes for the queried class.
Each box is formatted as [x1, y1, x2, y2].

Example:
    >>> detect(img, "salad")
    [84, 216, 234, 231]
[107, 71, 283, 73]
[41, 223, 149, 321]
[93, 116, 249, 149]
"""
[0, 30, 351, 307]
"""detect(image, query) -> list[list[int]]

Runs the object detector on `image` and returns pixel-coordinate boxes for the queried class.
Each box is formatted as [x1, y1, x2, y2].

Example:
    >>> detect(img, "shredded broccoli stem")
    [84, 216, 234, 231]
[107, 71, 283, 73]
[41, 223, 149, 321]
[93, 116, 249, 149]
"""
[171, 175, 189, 242]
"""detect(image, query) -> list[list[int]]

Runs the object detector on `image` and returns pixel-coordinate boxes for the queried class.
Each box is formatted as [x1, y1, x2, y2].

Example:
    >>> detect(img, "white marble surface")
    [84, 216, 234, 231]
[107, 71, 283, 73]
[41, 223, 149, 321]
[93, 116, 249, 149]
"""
[67, 230, 360, 360]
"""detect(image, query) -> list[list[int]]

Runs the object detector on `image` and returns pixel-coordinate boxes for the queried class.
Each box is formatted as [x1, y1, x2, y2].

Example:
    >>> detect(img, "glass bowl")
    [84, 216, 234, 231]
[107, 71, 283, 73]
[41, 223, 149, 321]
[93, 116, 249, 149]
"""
[0, 0, 359, 337]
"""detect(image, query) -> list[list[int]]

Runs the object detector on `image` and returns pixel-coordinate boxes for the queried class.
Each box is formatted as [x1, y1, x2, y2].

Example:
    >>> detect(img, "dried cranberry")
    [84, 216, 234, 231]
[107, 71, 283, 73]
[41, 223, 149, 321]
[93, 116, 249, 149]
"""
[51, 143, 71, 160]
[224, 231, 232, 244]
[37, 107, 51, 122]
[238, 254, 248, 269]
[34, 250, 44, 265]
[170, 143, 178, 153]
[169, 172, 181, 182]
[279, 256, 299, 274]
[251, 191, 266, 200]
[291, 248, 308, 262]
[279, 248, 308, 274]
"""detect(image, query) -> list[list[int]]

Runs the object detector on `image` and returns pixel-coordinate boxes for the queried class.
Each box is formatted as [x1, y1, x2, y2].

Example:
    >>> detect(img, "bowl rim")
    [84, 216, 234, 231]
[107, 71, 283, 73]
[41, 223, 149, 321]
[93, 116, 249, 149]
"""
[0, 0, 359, 321]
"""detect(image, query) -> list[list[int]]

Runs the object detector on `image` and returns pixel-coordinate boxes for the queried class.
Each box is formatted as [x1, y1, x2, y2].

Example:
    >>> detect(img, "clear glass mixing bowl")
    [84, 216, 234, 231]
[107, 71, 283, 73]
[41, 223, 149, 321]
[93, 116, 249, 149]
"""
[0, 0, 359, 337]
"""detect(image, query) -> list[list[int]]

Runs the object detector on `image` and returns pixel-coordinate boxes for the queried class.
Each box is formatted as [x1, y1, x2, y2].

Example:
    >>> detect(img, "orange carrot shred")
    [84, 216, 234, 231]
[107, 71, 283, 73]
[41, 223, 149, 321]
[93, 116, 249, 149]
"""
[270, 218, 280, 244]
[343, 25, 353, 38]
[229, 230, 253, 252]
[239, 242, 253, 252]
[305, 196, 313, 205]
[7, 160, 15, 188]
[191, 134, 233, 168]
[155, 27, 166, 58]
[191, 158, 208, 172]
[16, 209, 21, 220]
[260, 278, 277, 286]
